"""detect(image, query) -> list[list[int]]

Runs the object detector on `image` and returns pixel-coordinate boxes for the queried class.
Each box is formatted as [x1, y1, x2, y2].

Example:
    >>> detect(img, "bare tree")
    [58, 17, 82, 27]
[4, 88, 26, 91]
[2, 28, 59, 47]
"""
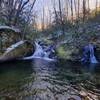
[87, 0, 90, 11]
[58, 0, 65, 34]
[77, 0, 80, 19]
[70, 0, 74, 23]
[52, 0, 59, 25]
[65, 0, 69, 20]
[41, 6, 45, 31]
[0, 0, 37, 26]
[22, 0, 37, 39]
[83, 0, 86, 22]
[95, 0, 98, 16]
[48, 9, 52, 27]
[74, 0, 77, 18]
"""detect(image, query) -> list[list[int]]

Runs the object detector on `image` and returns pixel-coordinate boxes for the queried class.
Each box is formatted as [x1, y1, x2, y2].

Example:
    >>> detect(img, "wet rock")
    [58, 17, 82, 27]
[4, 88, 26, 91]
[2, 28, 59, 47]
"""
[0, 40, 34, 62]
[79, 91, 87, 97]
[56, 44, 80, 61]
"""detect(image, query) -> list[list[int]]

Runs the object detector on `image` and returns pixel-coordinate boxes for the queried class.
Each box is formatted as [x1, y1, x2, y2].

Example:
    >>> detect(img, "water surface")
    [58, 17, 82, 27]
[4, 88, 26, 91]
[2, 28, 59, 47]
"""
[0, 59, 100, 100]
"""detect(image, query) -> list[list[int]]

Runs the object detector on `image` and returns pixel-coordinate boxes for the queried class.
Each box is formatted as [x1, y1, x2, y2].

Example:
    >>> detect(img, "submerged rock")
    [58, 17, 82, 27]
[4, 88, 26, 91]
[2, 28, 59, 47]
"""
[0, 41, 34, 62]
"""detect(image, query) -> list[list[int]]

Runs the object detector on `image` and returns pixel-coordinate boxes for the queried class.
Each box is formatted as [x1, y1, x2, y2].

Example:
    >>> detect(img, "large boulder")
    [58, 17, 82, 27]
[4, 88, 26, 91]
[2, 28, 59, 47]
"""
[0, 25, 21, 55]
[0, 41, 34, 62]
[56, 43, 80, 61]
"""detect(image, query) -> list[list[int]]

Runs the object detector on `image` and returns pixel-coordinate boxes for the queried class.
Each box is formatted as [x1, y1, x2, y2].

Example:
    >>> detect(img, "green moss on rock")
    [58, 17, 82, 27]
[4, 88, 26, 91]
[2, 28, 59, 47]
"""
[0, 41, 34, 61]
[56, 44, 80, 61]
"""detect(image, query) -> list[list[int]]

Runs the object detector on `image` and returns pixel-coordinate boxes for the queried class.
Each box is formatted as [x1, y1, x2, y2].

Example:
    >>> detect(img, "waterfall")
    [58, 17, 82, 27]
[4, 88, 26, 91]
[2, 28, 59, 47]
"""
[33, 42, 46, 57]
[81, 44, 98, 64]
[23, 41, 55, 61]
[89, 44, 98, 63]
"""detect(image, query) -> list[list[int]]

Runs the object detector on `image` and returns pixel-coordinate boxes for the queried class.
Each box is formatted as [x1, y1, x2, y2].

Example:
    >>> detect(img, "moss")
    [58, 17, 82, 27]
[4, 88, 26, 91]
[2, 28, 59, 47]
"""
[56, 44, 80, 60]
[43, 39, 53, 45]
[56, 45, 72, 59]
[56, 46, 67, 59]
[1, 41, 33, 61]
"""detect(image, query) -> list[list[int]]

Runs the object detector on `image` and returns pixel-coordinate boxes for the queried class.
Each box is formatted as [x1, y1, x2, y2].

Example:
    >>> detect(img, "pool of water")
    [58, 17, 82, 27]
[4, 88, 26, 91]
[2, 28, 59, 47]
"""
[0, 59, 100, 100]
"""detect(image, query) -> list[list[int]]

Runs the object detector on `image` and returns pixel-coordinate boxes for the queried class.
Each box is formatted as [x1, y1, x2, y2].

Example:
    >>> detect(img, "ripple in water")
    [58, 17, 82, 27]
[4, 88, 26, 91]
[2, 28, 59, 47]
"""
[0, 59, 100, 100]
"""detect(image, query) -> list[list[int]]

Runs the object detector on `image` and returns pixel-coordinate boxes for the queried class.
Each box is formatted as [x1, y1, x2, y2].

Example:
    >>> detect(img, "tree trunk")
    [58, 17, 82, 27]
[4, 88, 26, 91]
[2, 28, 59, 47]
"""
[58, 0, 65, 34]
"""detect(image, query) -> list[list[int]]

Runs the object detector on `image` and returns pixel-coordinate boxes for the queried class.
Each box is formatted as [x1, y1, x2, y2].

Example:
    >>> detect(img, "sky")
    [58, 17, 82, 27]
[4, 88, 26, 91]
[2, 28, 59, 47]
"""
[32, 0, 100, 28]
[33, 0, 100, 13]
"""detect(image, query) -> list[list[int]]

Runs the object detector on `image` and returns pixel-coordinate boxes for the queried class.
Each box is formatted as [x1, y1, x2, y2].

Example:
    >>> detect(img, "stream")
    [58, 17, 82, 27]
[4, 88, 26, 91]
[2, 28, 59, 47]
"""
[0, 59, 100, 100]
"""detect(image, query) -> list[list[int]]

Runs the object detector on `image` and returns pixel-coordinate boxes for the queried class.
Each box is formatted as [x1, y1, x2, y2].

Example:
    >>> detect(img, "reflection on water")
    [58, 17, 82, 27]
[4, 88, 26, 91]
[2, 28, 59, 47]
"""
[0, 59, 100, 100]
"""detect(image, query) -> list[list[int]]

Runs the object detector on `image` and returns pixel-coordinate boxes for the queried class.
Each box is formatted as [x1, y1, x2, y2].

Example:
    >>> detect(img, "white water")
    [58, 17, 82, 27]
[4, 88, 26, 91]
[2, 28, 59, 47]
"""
[89, 44, 98, 63]
[24, 42, 55, 61]
[81, 44, 98, 63]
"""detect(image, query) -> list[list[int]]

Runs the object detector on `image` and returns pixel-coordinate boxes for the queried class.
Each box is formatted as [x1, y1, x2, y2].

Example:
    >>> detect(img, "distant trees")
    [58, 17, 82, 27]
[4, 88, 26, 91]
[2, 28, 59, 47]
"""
[77, 0, 80, 19]
[0, 0, 100, 33]
[41, 6, 45, 31]
[95, 0, 98, 15]
[36, 1, 98, 38]
[83, 0, 86, 22]
[50, 0, 65, 34]
[0, 0, 37, 27]
[58, 0, 65, 34]
[0, 0, 37, 40]
[70, 0, 74, 23]
[52, 0, 59, 28]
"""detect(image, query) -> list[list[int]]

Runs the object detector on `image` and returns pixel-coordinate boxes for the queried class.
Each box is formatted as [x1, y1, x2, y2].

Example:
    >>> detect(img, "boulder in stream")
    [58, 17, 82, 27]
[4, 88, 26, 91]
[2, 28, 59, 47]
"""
[0, 40, 34, 62]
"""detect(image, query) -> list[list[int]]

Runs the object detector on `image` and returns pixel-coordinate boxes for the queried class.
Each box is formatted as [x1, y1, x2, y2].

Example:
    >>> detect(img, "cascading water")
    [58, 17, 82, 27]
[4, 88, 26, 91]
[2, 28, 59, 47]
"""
[81, 44, 98, 63]
[23, 41, 56, 61]
[33, 42, 46, 57]
[89, 44, 98, 63]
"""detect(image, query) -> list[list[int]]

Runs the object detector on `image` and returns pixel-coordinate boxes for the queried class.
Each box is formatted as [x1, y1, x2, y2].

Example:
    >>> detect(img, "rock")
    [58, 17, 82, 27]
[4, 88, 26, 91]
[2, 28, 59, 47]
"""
[56, 44, 80, 61]
[0, 40, 34, 62]
[79, 91, 87, 97]
[0, 25, 20, 33]
[0, 25, 21, 54]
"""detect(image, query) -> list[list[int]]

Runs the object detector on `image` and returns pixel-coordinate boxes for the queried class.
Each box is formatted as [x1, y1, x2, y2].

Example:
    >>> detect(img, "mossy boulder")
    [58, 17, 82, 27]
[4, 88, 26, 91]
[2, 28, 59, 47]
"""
[0, 40, 34, 62]
[0, 26, 21, 54]
[56, 43, 80, 61]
